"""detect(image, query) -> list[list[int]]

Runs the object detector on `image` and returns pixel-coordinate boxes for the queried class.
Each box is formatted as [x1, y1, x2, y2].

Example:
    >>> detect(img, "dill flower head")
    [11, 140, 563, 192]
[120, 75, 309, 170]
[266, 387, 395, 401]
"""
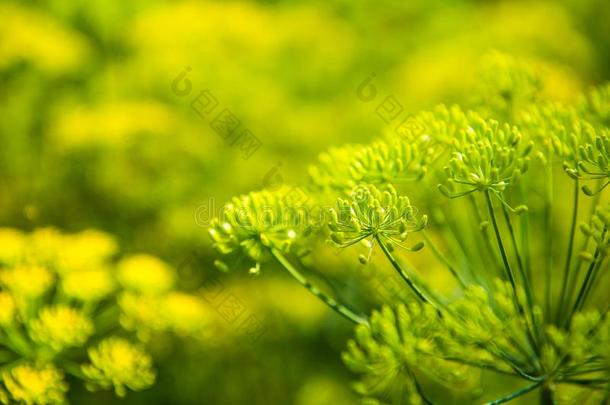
[517, 102, 583, 160]
[579, 83, 610, 128]
[117, 254, 175, 295]
[308, 145, 365, 191]
[29, 305, 94, 351]
[309, 141, 430, 194]
[0, 292, 16, 326]
[343, 304, 480, 404]
[61, 267, 115, 302]
[82, 337, 155, 397]
[209, 188, 309, 264]
[474, 52, 542, 119]
[394, 105, 472, 149]
[0, 264, 54, 300]
[569, 126, 610, 195]
[329, 184, 426, 252]
[1, 363, 68, 405]
[349, 140, 429, 185]
[440, 117, 532, 200]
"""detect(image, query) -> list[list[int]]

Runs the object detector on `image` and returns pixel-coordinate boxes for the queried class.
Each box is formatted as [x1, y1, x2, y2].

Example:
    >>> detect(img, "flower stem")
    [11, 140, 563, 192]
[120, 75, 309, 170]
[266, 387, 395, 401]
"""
[569, 225, 607, 322]
[375, 235, 433, 306]
[270, 249, 368, 325]
[485, 379, 545, 405]
[544, 161, 554, 319]
[422, 230, 467, 288]
[486, 191, 539, 354]
[557, 179, 579, 323]
[485, 191, 520, 308]
[500, 204, 540, 346]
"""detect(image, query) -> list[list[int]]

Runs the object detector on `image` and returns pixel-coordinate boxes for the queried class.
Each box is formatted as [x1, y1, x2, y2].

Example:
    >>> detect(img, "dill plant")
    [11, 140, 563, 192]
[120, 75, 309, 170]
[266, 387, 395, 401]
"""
[0, 228, 210, 404]
[210, 54, 610, 404]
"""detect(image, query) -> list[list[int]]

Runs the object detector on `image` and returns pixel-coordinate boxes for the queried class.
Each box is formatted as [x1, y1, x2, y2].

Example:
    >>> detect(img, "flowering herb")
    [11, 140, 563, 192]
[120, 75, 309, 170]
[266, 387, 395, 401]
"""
[211, 59, 610, 404]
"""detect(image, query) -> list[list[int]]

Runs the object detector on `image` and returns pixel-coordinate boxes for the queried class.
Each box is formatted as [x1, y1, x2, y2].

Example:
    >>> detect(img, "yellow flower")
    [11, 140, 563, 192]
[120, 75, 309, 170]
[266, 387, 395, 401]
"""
[160, 292, 209, 335]
[29, 305, 94, 351]
[82, 338, 155, 397]
[51, 101, 176, 149]
[28, 228, 64, 265]
[0, 228, 25, 264]
[61, 268, 115, 302]
[56, 231, 117, 272]
[118, 293, 162, 332]
[117, 255, 174, 294]
[0, 265, 54, 300]
[1, 363, 67, 405]
[0, 292, 16, 326]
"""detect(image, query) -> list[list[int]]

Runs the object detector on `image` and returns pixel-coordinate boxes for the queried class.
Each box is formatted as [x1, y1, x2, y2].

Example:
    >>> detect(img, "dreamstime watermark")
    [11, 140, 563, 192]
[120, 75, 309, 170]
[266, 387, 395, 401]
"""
[171, 66, 262, 160]
[356, 72, 425, 138]
[177, 251, 267, 344]
[194, 185, 421, 232]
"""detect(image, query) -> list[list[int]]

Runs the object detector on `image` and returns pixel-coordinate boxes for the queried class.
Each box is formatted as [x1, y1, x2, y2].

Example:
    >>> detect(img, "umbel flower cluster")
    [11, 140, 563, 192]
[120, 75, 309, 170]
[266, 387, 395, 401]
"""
[0, 228, 210, 404]
[210, 54, 610, 404]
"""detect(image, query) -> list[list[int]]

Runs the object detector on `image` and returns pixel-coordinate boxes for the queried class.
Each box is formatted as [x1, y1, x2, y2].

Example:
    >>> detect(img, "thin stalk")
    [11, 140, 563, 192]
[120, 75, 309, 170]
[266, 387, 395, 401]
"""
[518, 183, 532, 282]
[580, 256, 607, 307]
[557, 179, 580, 323]
[422, 230, 467, 288]
[563, 180, 603, 327]
[469, 194, 503, 277]
[569, 225, 607, 321]
[544, 160, 554, 319]
[485, 379, 545, 405]
[375, 235, 433, 306]
[486, 191, 538, 353]
[486, 191, 522, 310]
[270, 249, 368, 325]
[501, 206, 536, 313]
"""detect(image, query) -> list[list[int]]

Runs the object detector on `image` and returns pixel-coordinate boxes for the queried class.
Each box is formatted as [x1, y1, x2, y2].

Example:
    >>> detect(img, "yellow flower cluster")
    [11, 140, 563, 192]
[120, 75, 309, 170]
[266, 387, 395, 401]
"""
[0, 227, 210, 404]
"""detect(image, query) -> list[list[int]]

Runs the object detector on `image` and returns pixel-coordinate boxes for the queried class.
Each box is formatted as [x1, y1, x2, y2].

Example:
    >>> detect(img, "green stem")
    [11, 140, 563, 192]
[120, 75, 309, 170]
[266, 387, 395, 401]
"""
[270, 249, 368, 325]
[486, 379, 545, 405]
[501, 204, 541, 350]
[544, 160, 554, 319]
[469, 194, 502, 283]
[485, 191, 521, 311]
[486, 191, 538, 354]
[557, 179, 579, 323]
[569, 225, 607, 321]
[375, 235, 433, 306]
[518, 183, 532, 282]
[422, 231, 467, 288]
[562, 179, 602, 328]
[539, 384, 555, 405]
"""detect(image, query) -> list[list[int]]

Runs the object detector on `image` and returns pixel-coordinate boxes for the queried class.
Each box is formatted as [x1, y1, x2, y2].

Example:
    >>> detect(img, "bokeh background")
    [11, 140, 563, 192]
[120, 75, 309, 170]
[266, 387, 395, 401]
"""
[1, 0, 609, 403]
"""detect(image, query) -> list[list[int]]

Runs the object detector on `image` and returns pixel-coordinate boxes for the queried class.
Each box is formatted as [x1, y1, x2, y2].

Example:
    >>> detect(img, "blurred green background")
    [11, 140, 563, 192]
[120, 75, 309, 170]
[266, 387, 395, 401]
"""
[1, 0, 609, 403]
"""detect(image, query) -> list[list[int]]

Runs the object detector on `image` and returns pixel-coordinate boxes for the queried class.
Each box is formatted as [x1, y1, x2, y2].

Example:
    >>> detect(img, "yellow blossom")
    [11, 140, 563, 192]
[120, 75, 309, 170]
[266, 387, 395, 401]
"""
[0, 292, 16, 326]
[117, 255, 174, 294]
[0, 265, 54, 300]
[1, 363, 67, 405]
[82, 337, 155, 397]
[29, 305, 94, 351]
[0, 228, 26, 264]
[61, 268, 115, 302]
